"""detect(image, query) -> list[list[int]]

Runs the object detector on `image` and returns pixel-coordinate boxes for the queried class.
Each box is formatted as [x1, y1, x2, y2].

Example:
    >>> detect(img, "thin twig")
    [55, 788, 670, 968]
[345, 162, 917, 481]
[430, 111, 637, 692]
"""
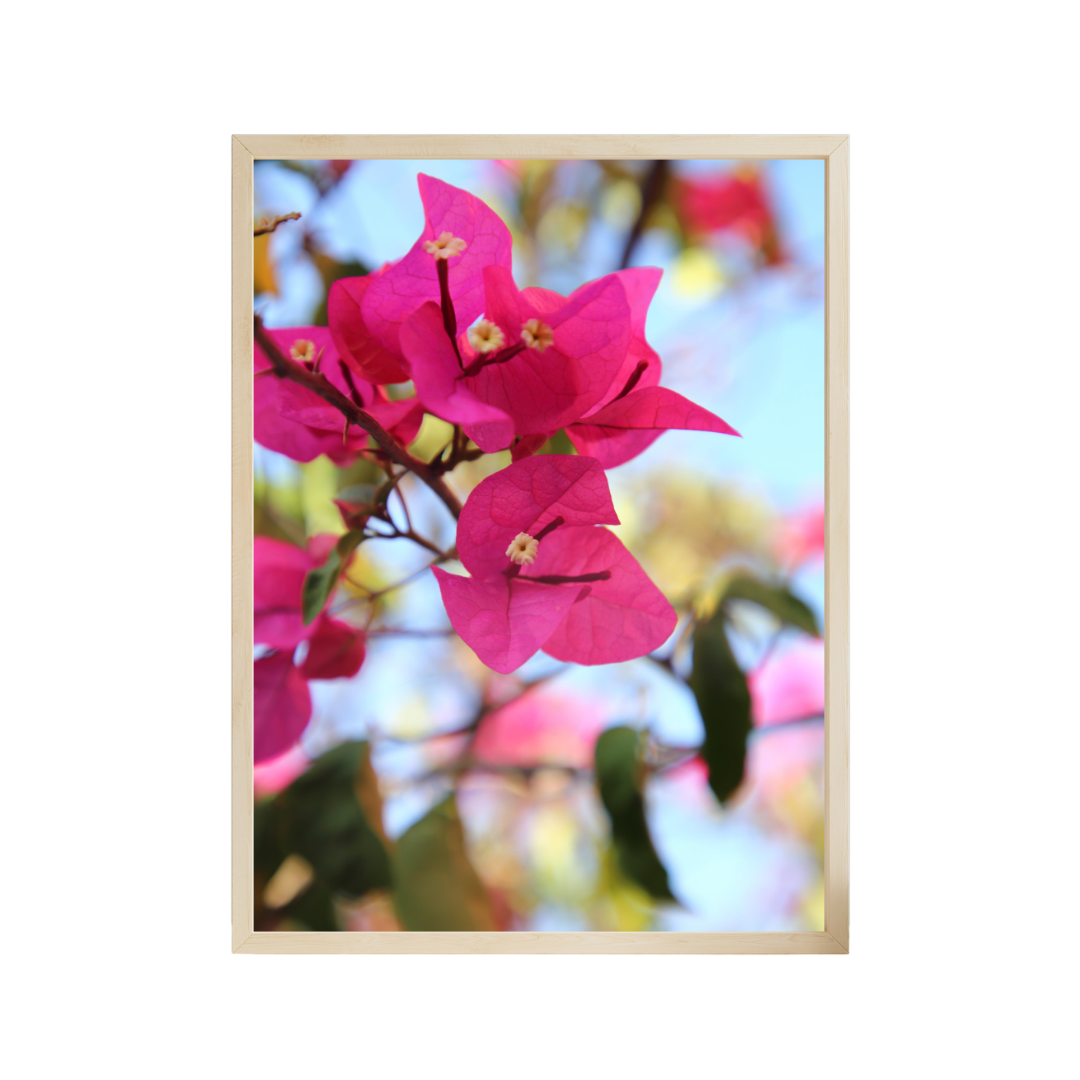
[618, 160, 669, 270]
[254, 211, 302, 236]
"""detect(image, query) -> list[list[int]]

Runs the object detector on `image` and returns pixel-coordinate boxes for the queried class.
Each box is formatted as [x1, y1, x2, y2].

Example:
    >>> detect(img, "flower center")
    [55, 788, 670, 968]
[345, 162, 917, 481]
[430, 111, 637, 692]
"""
[423, 231, 467, 260]
[505, 532, 539, 566]
[290, 338, 316, 362]
[467, 319, 506, 354]
[521, 318, 554, 352]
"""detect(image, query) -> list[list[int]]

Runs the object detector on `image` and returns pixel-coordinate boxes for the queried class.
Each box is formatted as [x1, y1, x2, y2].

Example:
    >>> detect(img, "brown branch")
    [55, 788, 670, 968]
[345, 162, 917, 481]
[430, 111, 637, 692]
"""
[618, 160, 669, 270]
[254, 211, 302, 236]
[254, 316, 462, 519]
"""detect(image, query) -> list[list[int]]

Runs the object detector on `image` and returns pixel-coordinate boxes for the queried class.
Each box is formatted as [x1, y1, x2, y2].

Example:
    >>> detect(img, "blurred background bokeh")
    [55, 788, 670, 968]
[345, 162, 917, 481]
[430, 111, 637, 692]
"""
[253, 158, 825, 931]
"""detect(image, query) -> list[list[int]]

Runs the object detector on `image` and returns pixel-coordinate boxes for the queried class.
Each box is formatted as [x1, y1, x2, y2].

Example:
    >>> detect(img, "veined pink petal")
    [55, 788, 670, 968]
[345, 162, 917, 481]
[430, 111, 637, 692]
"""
[510, 432, 552, 462]
[327, 273, 410, 384]
[432, 567, 582, 674]
[298, 615, 365, 680]
[566, 425, 664, 468]
[361, 175, 513, 354]
[567, 385, 739, 468]
[365, 395, 425, 447]
[536, 527, 677, 665]
[456, 455, 619, 579]
[586, 267, 664, 413]
[467, 266, 633, 434]
[254, 651, 312, 764]
[400, 302, 514, 452]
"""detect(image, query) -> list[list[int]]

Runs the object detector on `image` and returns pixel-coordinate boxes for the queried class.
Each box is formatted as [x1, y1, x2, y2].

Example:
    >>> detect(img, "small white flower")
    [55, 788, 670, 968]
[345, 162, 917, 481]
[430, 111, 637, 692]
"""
[521, 318, 554, 352]
[467, 319, 507, 354]
[290, 338, 316, 362]
[423, 231, 468, 259]
[506, 532, 539, 566]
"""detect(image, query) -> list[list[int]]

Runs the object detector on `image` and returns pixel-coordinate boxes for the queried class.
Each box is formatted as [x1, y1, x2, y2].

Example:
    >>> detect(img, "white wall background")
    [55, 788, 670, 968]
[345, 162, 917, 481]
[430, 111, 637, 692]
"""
[2, 2, 1075, 1076]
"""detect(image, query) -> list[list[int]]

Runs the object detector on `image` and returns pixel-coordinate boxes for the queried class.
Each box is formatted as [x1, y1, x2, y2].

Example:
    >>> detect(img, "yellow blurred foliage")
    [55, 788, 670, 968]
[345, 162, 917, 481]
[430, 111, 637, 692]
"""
[615, 474, 771, 601]
[537, 202, 589, 254]
[529, 802, 593, 905]
[299, 457, 344, 536]
[253, 233, 276, 296]
[671, 247, 726, 301]
[600, 179, 643, 230]
[589, 848, 656, 931]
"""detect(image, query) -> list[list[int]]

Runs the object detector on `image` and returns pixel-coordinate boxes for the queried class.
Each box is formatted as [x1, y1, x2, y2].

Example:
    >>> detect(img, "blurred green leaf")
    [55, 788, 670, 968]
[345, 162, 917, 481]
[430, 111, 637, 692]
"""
[254, 798, 286, 876]
[690, 615, 752, 804]
[277, 880, 338, 931]
[723, 575, 820, 637]
[594, 727, 675, 901]
[300, 528, 365, 625]
[392, 795, 496, 931]
[277, 742, 391, 899]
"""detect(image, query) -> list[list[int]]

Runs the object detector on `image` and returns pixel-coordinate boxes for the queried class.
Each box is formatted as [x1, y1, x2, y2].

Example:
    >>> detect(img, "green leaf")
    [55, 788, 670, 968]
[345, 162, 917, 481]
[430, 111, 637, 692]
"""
[277, 880, 338, 931]
[277, 742, 391, 899]
[594, 727, 676, 901]
[723, 575, 820, 637]
[392, 795, 496, 931]
[690, 614, 752, 804]
[254, 797, 287, 881]
[336, 483, 378, 506]
[300, 528, 365, 625]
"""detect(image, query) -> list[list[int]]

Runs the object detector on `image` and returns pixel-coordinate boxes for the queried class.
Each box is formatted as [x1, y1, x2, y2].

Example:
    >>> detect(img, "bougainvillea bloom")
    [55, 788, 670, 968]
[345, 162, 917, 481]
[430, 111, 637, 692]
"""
[254, 326, 423, 464]
[747, 638, 825, 728]
[346, 175, 514, 365]
[254, 536, 366, 762]
[502, 266, 739, 468]
[401, 264, 636, 449]
[432, 456, 676, 673]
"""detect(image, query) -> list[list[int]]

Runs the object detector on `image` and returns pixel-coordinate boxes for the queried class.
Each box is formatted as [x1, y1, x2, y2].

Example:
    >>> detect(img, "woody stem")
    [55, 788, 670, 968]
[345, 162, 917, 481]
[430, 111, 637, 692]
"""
[253, 316, 463, 520]
[460, 340, 526, 379]
[522, 571, 612, 585]
[436, 260, 464, 368]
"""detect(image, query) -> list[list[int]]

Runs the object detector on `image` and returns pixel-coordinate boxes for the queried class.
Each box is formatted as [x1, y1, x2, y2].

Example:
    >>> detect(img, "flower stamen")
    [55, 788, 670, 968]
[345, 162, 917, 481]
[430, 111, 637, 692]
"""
[520, 318, 554, 352]
[290, 339, 316, 363]
[505, 532, 539, 566]
[467, 319, 506, 354]
[423, 231, 467, 260]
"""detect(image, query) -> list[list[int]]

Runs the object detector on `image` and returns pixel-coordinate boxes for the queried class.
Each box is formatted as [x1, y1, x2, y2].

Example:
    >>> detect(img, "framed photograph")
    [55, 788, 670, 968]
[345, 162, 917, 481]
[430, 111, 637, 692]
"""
[232, 135, 849, 954]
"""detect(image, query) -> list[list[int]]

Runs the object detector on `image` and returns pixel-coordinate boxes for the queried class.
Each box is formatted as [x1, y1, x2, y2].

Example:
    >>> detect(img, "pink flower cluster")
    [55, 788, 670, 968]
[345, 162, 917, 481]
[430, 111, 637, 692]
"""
[253, 174, 742, 747]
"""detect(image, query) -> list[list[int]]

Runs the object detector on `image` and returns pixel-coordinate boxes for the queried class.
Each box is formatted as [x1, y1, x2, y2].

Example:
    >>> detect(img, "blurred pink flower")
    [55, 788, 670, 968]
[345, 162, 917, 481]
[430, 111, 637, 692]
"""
[472, 691, 605, 769]
[748, 638, 825, 727]
[674, 168, 786, 266]
[773, 502, 825, 569]
[253, 745, 310, 797]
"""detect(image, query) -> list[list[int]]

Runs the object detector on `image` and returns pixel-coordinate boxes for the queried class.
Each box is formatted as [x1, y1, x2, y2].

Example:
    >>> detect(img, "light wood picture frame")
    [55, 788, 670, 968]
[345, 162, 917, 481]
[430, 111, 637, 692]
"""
[232, 135, 849, 954]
